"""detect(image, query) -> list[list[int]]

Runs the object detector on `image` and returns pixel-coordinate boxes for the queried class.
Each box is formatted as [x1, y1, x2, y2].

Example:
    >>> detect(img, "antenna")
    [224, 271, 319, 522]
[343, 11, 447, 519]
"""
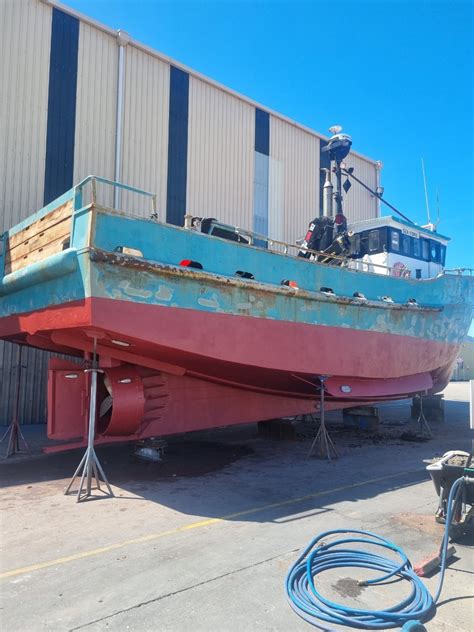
[436, 189, 441, 227]
[421, 158, 431, 224]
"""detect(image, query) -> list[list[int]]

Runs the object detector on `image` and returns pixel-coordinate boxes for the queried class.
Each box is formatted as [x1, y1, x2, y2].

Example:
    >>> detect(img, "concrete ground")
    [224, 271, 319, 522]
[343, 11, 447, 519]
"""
[0, 382, 473, 632]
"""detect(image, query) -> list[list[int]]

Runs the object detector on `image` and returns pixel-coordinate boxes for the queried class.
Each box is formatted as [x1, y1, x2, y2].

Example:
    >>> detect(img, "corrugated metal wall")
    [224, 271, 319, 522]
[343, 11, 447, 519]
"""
[344, 153, 378, 222]
[187, 77, 254, 228]
[121, 46, 170, 216]
[1, 0, 380, 424]
[73, 21, 117, 207]
[0, 0, 53, 424]
[269, 117, 320, 245]
[0, 0, 51, 229]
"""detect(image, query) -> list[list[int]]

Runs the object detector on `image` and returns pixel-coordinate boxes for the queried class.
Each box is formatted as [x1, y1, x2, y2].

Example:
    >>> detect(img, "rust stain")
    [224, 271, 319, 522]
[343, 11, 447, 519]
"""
[88, 248, 442, 313]
[393, 512, 444, 536]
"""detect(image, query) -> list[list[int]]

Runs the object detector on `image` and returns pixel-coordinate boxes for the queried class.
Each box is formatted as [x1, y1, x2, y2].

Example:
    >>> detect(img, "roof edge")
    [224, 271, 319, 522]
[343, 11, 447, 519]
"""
[40, 0, 378, 165]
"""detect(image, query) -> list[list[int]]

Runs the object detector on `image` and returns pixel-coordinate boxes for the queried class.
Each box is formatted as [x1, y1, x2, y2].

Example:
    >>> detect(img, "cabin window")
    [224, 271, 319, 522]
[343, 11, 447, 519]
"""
[401, 234, 411, 256]
[368, 230, 380, 252]
[413, 239, 421, 258]
[430, 241, 439, 263]
[390, 229, 400, 252]
[350, 234, 361, 256]
[440, 245, 446, 266]
[421, 238, 430, 260]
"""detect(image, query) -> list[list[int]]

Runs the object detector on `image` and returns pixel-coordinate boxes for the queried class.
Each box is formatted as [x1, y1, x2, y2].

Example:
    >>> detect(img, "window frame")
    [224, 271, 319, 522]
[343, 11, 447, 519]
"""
[421, 238, 430, 261]
[412, 238, 421, 258]
[368, 229, 380, 253]
[390, 228, 400, 252]
[430, 240, 440, 263]
[401, 234, 411, 256]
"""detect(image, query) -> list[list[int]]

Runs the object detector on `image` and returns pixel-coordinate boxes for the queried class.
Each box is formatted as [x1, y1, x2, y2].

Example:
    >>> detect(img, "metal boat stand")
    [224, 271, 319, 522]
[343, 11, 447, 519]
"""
[414, 394, 433, 439]
[0, 345, 31, 458]
[307, 375, 338, 461]
[65, 339, 114, 502]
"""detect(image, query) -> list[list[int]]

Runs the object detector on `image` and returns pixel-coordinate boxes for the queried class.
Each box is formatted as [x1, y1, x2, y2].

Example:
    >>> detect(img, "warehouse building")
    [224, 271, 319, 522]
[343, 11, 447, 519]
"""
[0, 0, 381, 425]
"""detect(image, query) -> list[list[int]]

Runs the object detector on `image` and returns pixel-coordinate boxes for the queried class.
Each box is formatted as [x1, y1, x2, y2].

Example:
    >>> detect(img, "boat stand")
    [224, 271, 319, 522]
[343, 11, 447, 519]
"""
[65, 340, 114, 502]
[414, 394, 433, 439]
[0, 345, 31, 458]
[307, 376, 338, 461]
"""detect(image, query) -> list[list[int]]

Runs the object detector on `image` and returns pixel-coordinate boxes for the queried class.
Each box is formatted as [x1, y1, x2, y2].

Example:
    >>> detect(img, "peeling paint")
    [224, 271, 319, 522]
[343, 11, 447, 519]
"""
[198, 294, 221, 309]
[155, 285, 173, 302]
[118, 280, 152, 299]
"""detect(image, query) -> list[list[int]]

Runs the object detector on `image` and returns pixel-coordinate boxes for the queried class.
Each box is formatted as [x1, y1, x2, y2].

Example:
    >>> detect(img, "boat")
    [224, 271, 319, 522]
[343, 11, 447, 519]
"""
[1, 131, 472, 450]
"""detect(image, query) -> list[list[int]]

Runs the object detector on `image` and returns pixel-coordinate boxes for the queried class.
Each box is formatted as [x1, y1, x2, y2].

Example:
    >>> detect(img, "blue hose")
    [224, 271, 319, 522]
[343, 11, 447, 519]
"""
[285, 476, 465, 630]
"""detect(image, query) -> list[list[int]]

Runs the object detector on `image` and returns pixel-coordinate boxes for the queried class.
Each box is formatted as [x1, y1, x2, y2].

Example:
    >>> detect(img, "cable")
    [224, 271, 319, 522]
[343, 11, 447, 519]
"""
[285, 476, 465, 630]
[341, 167, 416, 225]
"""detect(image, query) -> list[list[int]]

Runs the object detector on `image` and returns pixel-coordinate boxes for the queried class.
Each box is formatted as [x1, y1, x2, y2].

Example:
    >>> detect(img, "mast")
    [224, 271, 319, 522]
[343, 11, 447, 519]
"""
[321, 125, 352, 219]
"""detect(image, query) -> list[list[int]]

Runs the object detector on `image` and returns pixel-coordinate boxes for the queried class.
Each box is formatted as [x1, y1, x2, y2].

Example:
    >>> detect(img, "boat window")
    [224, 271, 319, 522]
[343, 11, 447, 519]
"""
[350, 233, 361, 256]
[440, 245, 446, 266]
[401, 234, 411, 256]
[390, 229, 400, 252]
[413, 238, 420, 258]
[430, 240, 439, 263]
[421, 238, 430, 260]
[368, 230, 380, 252]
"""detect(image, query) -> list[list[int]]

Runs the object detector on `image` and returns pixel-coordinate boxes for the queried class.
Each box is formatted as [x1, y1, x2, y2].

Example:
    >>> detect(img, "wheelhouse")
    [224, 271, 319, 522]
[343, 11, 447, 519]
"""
[347, 217, 449, 279]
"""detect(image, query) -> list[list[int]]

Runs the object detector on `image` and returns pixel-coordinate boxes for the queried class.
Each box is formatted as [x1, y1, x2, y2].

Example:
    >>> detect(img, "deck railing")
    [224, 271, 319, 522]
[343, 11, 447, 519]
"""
[75, 175, 158, 217]
[75, 176, 438, 280]
[199, 220, 401, 278]
[443, 268, 474, 276]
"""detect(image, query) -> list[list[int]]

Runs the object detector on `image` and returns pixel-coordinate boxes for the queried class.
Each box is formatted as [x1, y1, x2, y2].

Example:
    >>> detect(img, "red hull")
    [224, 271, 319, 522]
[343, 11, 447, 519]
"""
[1, 297, 457, 447]
[1, 297, 457, 387]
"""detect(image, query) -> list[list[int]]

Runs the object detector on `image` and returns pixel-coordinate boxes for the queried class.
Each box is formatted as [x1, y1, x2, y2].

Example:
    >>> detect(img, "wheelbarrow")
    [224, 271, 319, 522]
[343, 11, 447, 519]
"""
[426, 450, 474, 538]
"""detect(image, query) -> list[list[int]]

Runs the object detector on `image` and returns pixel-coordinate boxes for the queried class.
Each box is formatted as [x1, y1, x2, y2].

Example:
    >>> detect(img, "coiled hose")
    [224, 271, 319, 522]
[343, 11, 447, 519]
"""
[285, 476, 465, 630]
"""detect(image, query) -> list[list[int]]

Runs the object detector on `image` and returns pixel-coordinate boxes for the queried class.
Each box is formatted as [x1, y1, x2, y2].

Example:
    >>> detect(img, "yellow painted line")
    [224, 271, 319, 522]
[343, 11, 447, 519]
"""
[0, 468, 421, 580]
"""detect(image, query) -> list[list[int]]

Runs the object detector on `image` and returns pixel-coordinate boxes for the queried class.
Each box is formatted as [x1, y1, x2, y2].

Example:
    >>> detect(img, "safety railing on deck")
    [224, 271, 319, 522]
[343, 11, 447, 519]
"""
[443, 268, 474, 276]
[76, 177, 426, 280]
[198, 219, 402, 278]
[75, 175, 158, 218]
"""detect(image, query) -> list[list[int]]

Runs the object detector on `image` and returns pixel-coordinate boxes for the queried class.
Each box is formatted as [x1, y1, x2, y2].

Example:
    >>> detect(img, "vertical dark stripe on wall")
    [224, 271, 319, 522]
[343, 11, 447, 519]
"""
[43, 9, 79, 206]
[253, 109, 270, 242]
[166, 66, 189, 226]
[255, 108, 270, 156]
[319, 139, 330, 216]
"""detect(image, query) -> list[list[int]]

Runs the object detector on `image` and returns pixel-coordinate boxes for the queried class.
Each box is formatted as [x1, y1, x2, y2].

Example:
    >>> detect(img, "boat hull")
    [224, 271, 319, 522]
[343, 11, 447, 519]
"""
[1, 188, 472, 447]
[0, 295, 459, 398]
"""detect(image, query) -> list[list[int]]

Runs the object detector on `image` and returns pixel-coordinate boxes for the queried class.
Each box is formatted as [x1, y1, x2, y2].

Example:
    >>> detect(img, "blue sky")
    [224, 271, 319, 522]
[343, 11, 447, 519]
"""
[67, 0, 473, 271]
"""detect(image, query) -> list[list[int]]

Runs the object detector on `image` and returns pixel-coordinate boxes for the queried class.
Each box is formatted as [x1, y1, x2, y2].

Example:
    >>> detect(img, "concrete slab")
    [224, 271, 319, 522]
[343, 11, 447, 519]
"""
[1, 382, 473, 631]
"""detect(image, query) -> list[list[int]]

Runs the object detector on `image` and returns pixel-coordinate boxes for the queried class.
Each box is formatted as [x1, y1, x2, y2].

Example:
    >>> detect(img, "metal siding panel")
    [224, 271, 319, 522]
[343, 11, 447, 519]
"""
[253, 151, 269, 236]
[73, 22, 117, 207]
[187, 77, 254, 229]
[0, 0, 51, 232]
[166, 66, 189, 225]
[319, 139, 330, 216]
[43, 7, 79, 205]
[269, 116, 319, 245]
[0, 0, 53, 425]
[121, 45, 170, 218]
[343, 154, 378, 222]
[0, 344, 77, 426]
[268, 157, 284, 242]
